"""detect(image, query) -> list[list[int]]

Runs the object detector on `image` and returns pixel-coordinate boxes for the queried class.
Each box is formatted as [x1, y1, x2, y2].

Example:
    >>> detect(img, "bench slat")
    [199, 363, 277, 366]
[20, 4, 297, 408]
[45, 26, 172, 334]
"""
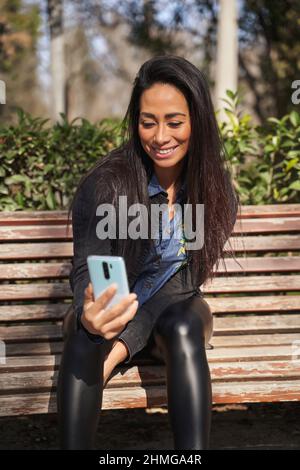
[0, 226, 71, 240]
[0, 204, 300, 225]
[228, 235, 300, 251]
[0, 216, 299, 241]
[0, 279, 299, 302]
[4, 333, 300, 357]
[0, 204, 299, 224]
[0, 324, 62, 342]
[236, 204, 300, 218]
[0, 263, 72, 280]
[204, 275, 300, 292]
[0, 304, 68, 321]
[0, 295, 299, 321]
[0, 211, 69, 225]
[0, 283, 72, 301]
[1, 315, 299, 344]
[6, 342, 63, 356]
[1, 360, 300, 391]
[217, 257, 300, 273]
[208, 295, 300, 313]
[0, 243, 73, 260]
[212, 313, 300, 333]
[2, 259, 300, 281]
[235, 217, 300, 233]
[2, 357, 300, 383]
[0, 236, 299, 262]
[0, 204, 299, 416]
[1, 379, 300, 416]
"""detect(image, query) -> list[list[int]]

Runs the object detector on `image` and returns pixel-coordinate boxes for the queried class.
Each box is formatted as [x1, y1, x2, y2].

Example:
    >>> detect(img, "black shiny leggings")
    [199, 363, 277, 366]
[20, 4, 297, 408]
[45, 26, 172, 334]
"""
[57, 294, 213, 450]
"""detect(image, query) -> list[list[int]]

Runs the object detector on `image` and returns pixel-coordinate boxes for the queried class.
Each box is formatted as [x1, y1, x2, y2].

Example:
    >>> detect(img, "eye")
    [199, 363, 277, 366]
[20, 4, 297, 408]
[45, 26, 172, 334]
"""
[168, 122, 182, 127]
[140, 121, 183, 128]
[140, 121, 155, 128]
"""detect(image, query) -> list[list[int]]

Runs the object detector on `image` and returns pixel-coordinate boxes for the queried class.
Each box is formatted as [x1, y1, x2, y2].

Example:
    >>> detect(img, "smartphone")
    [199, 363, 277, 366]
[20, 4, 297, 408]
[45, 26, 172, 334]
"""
[87, 255, 130, 309]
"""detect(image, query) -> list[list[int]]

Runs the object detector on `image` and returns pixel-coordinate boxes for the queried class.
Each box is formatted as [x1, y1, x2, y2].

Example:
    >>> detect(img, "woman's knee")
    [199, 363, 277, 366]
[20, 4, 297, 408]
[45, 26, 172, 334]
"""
[154, 295, 213, 347]
[61, 304, 113, 371]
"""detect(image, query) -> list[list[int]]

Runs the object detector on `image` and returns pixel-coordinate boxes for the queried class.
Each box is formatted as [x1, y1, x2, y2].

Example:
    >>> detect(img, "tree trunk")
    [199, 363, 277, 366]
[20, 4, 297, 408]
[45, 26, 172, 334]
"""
[47, 0, 66, 122]
[215, 0, 238, 120]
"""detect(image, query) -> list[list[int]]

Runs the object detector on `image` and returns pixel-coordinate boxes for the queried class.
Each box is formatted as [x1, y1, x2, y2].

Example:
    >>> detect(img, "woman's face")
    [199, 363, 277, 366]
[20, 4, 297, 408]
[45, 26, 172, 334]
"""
[138, 82, 191, 170]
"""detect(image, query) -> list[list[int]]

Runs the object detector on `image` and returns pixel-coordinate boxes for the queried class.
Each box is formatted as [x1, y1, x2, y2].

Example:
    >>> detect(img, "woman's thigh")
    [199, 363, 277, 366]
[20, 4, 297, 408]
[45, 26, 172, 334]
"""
[146, 293, 214, 362]
[63, 305, 116, 361]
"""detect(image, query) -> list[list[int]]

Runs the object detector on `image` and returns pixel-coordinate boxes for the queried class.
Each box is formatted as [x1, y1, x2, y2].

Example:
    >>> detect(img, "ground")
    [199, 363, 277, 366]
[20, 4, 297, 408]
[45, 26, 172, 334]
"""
[0, 402, 300, 450]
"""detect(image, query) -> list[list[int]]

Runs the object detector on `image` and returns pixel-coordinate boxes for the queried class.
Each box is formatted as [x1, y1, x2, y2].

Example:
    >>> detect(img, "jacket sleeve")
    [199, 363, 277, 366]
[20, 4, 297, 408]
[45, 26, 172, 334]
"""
[69, 174, 112, 343]
[118, 265, 196, 364]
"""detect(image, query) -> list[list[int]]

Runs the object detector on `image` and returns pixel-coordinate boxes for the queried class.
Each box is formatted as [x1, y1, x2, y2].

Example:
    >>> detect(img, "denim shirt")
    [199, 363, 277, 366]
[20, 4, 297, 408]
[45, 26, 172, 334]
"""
[131, 171, 188, 307]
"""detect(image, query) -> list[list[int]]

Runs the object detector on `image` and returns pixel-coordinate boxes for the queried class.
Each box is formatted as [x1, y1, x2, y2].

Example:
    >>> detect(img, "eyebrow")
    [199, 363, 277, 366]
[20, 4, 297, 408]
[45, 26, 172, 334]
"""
[140, 112, 186, 118]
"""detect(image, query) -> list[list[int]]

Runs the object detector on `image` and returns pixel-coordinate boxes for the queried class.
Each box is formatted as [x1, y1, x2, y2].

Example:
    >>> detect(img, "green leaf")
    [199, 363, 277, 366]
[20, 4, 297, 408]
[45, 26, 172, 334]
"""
[289, 181, 300, 191]
[285, 158, 298, 171]
[4, 175, 28, 185]
[46, 188, 55, 209]
[225, 89, 236, 100]
[267, 117, 280, 125]
[290, 111, 300, 127]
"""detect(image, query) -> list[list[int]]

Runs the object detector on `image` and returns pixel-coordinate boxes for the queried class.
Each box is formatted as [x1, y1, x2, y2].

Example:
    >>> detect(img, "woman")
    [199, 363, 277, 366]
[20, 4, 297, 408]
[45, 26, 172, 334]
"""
[57, 55, 239, 450]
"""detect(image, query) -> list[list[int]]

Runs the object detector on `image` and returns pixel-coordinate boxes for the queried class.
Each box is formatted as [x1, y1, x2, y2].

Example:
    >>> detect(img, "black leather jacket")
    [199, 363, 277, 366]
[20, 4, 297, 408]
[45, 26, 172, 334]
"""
[69, 168, 202, 361]
[69, 166, 237, 362]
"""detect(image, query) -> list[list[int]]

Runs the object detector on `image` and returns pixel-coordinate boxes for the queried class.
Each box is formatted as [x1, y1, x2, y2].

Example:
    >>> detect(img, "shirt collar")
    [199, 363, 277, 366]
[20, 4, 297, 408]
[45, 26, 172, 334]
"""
[148, 171, 187, 202]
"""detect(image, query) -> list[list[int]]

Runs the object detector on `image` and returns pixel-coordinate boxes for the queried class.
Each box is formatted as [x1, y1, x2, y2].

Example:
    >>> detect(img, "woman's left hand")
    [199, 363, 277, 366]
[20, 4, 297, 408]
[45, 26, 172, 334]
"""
[103, 339, 129, 386]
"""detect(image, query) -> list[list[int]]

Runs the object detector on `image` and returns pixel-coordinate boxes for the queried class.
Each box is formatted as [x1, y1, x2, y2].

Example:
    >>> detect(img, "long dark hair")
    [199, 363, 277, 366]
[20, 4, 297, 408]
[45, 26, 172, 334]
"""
[66, 54, 241, 288]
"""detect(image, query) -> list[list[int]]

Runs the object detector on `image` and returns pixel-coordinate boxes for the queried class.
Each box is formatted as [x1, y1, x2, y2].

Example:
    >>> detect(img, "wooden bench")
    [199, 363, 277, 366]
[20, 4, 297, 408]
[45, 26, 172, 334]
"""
[0, 205, 300, 416]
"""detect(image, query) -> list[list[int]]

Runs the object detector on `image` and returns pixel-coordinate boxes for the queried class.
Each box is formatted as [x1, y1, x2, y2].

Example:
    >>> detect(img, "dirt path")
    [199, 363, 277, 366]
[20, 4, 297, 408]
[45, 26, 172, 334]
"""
[0, 402, 300, 450]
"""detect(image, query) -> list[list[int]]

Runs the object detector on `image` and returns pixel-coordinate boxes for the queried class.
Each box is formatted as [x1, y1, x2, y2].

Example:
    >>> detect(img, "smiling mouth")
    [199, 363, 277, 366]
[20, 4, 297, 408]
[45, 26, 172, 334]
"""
[152, 145, 179, 157]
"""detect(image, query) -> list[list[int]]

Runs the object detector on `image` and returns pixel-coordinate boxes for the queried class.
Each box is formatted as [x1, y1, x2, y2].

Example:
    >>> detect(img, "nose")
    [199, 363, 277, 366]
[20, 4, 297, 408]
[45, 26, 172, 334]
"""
[153, 123, 171, 146]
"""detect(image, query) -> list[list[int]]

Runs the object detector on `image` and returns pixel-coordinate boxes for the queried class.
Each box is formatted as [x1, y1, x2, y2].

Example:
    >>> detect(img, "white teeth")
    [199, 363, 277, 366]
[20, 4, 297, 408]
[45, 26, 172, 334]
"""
[155, 146, 177, 154]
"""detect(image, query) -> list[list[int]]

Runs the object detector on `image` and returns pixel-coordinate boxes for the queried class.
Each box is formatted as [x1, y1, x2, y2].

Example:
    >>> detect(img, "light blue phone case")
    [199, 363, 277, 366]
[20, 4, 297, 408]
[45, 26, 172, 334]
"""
[87, 255, 130, 309]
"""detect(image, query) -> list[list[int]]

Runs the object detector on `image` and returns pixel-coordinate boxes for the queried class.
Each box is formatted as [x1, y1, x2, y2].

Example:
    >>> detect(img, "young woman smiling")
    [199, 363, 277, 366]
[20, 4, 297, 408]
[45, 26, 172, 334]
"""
[57, 55, 239, 450]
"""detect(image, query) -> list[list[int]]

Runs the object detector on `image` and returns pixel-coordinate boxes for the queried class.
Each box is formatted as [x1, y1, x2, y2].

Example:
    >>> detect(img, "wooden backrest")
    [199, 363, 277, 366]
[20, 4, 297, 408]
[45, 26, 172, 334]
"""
[0, 205, 300, 414]
[0, 205, 299, 358]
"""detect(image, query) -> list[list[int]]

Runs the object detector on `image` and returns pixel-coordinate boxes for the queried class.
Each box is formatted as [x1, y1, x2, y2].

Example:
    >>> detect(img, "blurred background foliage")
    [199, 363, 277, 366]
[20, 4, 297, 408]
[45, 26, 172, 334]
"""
[220, 91, 300, 205]
[0, 109, 123, 210]
[0, 91, 299, 211]
[1, 0, 300, 123]
[1, 1, 300, 210]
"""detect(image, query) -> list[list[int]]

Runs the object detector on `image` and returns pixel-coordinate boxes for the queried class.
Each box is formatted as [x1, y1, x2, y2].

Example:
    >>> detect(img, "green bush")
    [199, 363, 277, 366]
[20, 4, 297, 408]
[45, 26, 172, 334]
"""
[219, 90, 300, 204]
[0, 109, 123, 210]
[0, 94, 299, 211]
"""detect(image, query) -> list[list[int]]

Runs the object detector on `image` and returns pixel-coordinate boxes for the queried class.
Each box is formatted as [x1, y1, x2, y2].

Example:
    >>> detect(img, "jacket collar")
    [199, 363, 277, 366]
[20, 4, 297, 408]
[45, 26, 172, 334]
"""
[148, 171, 187, 202]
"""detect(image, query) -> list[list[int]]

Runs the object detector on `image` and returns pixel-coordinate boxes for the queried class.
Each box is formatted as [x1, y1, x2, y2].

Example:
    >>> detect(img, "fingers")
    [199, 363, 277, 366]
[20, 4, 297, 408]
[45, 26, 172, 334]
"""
[99, 299, 139, 337]
[83, 282, 139, 339]
[84, 282, 93, 300]
[84, 282, 95, 310]
[84, 282, 117, 310]
[98, 293, 137, 324]
[94, 283, 118, 310]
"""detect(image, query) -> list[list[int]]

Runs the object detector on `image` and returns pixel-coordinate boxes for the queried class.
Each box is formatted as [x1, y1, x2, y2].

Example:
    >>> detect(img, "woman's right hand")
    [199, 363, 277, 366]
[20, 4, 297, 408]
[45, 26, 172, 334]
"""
[80, 282, 139, 340]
